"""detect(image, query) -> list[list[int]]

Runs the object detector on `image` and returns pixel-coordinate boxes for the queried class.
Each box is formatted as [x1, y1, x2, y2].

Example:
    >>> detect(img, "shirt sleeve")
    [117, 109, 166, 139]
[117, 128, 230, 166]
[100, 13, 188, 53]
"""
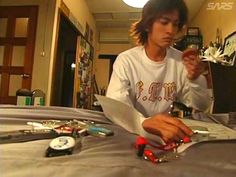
[179, 73, 213, 112]
[106, 54, 134, 107]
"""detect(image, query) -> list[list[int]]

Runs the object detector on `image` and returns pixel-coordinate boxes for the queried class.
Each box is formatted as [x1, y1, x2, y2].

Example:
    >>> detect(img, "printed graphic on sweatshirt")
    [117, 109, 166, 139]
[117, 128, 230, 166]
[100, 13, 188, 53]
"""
[136, 81, 144, 99]
[136, 81, 176, 102]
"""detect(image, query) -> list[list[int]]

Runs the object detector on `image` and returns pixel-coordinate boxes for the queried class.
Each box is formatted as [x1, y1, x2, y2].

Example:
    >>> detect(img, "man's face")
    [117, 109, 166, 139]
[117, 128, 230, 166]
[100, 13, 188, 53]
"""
[147, 10, 180, 48]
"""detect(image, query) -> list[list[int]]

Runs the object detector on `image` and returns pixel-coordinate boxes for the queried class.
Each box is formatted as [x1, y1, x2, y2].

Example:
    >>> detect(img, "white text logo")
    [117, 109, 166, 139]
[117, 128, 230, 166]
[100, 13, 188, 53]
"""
[207, 2, 234, 10]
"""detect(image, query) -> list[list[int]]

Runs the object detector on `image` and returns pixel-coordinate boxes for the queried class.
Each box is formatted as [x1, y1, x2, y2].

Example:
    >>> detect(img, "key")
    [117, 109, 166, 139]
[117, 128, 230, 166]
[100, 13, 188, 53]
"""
[156, 152, 180, 163]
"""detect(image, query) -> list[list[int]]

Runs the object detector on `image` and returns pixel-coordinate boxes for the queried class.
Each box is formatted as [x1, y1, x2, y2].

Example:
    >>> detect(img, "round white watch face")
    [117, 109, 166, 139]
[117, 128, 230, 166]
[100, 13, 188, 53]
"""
[49, 136, 75, 150]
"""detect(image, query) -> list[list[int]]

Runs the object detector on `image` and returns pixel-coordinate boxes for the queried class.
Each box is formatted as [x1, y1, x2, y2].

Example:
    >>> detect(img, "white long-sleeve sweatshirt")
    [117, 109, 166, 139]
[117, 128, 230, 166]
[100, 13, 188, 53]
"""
[106, 46, 211, 118]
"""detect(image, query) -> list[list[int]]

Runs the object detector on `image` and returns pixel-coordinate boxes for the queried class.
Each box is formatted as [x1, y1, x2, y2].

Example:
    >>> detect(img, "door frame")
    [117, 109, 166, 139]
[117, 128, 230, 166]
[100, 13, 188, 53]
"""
[0, 6, 38, 104]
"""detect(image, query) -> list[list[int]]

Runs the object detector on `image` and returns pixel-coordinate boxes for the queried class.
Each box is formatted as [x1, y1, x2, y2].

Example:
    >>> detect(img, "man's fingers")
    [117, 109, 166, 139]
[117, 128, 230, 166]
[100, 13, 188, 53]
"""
[182, 48, 198, 58]
[159, 116, 193, 136]
[183, 58, 204, 80]
[160, 126, 186, 142]
[145, 121, 185, 142]
[142, 114, 193, 143]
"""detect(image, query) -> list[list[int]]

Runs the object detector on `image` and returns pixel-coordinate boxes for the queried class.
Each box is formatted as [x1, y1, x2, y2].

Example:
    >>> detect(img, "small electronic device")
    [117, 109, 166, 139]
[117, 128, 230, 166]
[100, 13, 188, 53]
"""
[45, 136, 76, 157]
[87, 126, 114, 137]
[169, 101, 193, 118]
[45, 128, 81, 158]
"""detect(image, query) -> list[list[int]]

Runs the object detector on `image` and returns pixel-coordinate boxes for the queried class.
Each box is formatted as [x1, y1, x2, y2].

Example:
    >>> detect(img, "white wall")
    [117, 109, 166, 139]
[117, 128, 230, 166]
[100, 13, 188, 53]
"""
[190, 0, 236, 45]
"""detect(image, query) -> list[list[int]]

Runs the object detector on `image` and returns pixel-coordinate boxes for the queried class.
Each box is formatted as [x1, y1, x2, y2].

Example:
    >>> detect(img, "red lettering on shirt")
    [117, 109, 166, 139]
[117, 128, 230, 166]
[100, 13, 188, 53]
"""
[136, 81, 144, 99]
[163, 82, 176, 101]
[148, 82, 162, 102]
[135, 81, 176, 102]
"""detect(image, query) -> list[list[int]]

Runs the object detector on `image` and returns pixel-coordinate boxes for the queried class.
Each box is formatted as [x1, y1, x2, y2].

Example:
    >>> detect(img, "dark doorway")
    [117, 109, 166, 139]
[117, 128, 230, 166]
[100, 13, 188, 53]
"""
[51, 13, 78, 107]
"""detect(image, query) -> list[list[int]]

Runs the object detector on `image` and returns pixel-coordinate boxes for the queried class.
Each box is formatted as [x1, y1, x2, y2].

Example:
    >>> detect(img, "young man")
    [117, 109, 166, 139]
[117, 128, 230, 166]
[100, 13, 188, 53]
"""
[106, 0, 211, 143]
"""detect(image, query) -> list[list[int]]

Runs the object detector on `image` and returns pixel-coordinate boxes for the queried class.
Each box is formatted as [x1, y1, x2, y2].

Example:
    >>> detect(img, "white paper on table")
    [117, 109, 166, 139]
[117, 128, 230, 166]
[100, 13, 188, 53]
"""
[177, 118, 236, 152]
[95, 95, 236, 152]
[181, 118, 236, 140]
[95, 95, 164, 143]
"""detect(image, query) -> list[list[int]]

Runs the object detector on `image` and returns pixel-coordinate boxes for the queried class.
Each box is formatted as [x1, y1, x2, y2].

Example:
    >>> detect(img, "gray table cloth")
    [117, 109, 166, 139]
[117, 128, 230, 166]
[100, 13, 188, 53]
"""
[0, 106, 235, 177]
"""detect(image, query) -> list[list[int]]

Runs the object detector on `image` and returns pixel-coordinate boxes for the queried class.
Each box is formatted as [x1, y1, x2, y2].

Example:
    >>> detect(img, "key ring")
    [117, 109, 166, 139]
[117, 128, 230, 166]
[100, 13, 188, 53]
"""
[134, 136, 191, 163]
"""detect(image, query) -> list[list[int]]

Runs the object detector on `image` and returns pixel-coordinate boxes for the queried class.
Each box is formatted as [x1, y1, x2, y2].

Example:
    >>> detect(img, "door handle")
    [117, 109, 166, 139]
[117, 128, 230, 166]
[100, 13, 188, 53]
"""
[20, 74, 30, 79]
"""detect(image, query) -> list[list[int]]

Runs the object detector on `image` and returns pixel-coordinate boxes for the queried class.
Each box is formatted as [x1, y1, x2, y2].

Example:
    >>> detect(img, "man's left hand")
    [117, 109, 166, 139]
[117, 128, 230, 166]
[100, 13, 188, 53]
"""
[182, 48, 207, 80]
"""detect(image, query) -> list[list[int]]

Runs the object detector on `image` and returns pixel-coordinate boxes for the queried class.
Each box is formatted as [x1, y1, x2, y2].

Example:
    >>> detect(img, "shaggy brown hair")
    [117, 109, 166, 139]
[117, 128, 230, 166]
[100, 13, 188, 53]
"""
[130, 0, 188, 45]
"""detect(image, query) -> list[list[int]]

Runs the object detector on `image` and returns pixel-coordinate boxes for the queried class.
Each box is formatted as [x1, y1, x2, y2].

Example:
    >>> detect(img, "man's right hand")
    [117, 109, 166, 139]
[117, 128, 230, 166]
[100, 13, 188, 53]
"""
[142, 113, 193, 143]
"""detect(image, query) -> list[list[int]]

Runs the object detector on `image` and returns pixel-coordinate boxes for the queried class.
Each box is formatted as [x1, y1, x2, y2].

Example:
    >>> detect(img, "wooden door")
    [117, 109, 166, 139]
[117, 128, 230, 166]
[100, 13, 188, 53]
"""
[0, 6, 38, 104]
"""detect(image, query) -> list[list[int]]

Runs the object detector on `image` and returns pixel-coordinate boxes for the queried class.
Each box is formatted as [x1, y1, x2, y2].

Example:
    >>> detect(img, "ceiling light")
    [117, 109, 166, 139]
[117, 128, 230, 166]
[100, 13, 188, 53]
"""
[122, 0, 149, 8]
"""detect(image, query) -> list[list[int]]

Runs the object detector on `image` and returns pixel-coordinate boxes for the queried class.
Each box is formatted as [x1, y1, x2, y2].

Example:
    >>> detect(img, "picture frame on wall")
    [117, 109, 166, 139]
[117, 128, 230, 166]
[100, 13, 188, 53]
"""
[89, 29, 93, 44]
[223, 31, 236, 66]
[85, 23, 89, 41]
[187, 27, 200, 36]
